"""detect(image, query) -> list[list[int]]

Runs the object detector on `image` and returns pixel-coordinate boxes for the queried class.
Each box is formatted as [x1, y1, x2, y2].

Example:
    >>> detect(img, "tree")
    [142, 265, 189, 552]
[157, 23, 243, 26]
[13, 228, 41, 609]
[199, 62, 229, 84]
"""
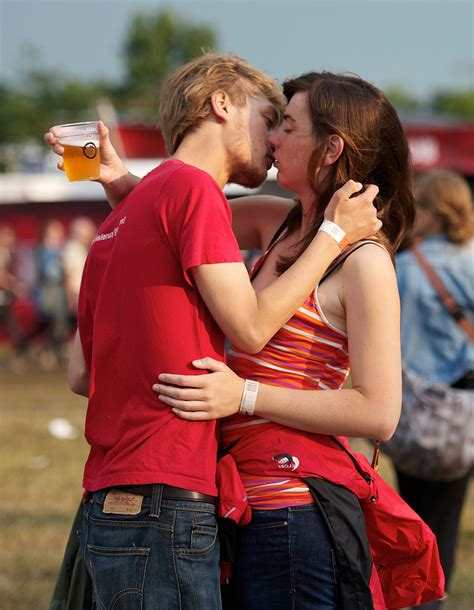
[121, 9, 216, 119]
[0, 84, 38, 143]
[0, 9, 216, 141]
[0, 9, 217, 168]
[432, 89, 474, 120]
[0, 67, 113, 170]
[0, 67, 112, 144]
[384, 86, 420, 111]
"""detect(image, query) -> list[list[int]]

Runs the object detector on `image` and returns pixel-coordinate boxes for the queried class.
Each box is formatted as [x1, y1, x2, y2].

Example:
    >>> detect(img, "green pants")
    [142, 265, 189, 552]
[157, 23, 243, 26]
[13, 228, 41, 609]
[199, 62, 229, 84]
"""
[49, 503, 92, 610]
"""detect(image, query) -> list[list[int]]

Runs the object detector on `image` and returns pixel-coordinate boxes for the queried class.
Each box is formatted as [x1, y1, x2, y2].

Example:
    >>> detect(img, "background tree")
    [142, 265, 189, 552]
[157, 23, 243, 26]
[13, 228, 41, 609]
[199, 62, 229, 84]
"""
[0, 9, 216, 140]
[0, 67, 110, 144]
[119, 9, 216, 120]
[0, 9, 216, 169]
[385, 86, 420, 112]
[432, 89, 474, 120]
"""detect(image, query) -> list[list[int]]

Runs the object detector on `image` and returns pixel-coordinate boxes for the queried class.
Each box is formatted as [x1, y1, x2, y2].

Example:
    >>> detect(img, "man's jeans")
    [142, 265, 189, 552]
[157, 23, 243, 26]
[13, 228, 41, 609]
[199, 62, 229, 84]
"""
[234, 503, 338, 609]
[80, 487, 221, 610]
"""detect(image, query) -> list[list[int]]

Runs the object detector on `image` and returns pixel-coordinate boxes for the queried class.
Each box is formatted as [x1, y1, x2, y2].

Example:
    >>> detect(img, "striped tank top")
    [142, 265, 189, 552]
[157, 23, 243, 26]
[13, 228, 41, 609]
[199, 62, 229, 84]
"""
[222, 234, 355, 510]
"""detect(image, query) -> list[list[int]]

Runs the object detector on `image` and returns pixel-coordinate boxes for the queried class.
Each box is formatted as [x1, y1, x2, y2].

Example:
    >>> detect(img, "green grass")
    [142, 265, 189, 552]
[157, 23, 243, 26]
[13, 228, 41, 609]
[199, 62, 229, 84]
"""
[0, 369, 472, 609]
[0, 368, 88, 610]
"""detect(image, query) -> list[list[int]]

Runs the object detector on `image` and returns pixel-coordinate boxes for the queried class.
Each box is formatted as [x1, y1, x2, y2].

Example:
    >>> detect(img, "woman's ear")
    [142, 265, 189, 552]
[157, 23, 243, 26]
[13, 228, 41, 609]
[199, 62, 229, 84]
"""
[322, 135, 344, 167]
[210, 90, 232, 122]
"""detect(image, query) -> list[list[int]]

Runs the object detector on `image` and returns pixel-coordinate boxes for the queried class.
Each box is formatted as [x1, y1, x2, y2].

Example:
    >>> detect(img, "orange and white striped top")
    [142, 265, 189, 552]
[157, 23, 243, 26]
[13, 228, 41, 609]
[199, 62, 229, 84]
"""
[222, 240, 351, 510]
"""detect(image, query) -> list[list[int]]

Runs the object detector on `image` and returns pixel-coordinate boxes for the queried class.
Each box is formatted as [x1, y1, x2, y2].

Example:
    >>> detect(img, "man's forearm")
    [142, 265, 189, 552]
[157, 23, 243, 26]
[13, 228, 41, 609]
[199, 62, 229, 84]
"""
[68, 329, 90, 397]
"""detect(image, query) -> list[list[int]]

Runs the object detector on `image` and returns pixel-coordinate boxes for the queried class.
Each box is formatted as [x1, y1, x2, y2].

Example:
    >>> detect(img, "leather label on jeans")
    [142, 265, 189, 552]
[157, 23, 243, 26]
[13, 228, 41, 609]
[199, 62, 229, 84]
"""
[103, 490, 143, 515]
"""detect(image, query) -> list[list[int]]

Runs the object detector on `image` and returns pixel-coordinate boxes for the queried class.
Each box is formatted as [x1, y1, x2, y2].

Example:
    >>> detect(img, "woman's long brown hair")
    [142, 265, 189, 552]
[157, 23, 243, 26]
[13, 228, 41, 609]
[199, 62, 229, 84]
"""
[276, 72, 415, 273]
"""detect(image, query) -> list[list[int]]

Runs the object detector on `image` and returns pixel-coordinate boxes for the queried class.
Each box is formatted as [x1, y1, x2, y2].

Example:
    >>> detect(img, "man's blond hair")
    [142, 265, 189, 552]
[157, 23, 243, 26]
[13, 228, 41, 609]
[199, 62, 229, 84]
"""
[159, 52, 285, 154]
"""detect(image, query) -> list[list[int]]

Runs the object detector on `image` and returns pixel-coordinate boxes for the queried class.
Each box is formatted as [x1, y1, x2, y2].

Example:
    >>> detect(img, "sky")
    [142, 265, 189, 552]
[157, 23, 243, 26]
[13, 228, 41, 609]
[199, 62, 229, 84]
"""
[0, 0, 473, 100]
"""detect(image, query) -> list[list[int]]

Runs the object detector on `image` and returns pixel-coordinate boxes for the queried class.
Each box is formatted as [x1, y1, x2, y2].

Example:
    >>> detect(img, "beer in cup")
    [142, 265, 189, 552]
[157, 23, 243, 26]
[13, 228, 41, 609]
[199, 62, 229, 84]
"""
[54, 122, 100, 181]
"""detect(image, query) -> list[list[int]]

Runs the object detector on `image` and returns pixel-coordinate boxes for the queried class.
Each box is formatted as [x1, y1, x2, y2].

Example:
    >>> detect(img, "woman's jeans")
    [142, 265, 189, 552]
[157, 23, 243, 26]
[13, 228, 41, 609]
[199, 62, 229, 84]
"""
[80, 488, 221, 610]
[234, 503, 338, 610]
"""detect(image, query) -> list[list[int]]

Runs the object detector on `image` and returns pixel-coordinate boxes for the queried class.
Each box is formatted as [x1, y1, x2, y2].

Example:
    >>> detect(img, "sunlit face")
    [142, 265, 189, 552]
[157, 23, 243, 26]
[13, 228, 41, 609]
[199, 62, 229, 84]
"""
[267, 91, 318, 196]
[228, 93, 278, 188]
[43, 219, 65, 247]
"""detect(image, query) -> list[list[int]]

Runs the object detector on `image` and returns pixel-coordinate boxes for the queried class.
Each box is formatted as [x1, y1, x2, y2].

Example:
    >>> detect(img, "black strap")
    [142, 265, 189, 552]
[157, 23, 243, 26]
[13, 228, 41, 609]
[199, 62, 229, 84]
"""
[267, 217, 289, 248]
[320, 240, 385, 284]
[250, 219, 290, 281]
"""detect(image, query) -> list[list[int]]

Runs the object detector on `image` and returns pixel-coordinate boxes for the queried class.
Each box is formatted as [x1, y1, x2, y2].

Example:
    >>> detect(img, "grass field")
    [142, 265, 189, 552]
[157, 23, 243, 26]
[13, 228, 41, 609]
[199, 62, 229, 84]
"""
[0, 367, 472, 609]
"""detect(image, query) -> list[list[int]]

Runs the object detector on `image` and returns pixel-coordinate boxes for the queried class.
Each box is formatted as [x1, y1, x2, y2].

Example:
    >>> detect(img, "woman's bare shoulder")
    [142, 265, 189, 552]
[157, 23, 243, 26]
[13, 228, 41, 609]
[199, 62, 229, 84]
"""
[341, 242, 395, 285]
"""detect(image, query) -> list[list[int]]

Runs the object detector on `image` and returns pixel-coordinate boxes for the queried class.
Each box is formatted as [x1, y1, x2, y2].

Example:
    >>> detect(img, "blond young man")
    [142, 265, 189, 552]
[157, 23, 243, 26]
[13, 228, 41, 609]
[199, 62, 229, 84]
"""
[46, 53, 380, 608]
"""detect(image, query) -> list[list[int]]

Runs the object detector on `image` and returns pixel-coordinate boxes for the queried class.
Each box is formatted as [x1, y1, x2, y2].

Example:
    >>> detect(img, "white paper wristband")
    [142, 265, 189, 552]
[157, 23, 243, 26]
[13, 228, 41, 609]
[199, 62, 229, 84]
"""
[318, 220, 349, 250]
[239, 379, 260, 416]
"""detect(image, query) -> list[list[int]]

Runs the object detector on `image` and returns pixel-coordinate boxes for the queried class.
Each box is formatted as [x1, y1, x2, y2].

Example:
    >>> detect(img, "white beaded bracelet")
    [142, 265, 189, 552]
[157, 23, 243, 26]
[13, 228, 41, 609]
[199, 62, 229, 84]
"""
[319, 220, 349, 250]
[239, 379, 260, 416]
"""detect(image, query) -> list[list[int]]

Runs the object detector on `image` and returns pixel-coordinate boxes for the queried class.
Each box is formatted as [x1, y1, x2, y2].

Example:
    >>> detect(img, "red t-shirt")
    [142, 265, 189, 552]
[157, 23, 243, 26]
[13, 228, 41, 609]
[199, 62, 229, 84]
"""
[78, 160, 242, 495]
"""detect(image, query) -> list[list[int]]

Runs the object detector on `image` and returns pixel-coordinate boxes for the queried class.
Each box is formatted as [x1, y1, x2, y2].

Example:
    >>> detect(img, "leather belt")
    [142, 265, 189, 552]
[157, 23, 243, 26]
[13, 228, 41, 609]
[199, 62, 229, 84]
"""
[112, 484, 217, 506]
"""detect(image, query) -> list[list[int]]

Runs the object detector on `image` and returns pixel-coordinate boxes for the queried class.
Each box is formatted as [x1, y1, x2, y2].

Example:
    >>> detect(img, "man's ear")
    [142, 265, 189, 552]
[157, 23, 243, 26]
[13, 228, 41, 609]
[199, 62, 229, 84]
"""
[210, 90, 232, 122]
[322, 134, 344, 167]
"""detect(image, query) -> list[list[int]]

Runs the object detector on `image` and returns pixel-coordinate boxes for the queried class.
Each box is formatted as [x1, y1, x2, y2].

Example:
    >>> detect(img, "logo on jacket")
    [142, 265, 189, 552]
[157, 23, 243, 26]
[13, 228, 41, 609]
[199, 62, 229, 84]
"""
[273, 453, 300, 471]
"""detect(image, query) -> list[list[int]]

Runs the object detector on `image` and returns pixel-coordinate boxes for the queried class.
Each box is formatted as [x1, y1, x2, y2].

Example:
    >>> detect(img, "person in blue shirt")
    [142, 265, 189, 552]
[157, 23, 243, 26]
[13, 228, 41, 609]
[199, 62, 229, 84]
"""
[34, 219, 69, 367]
[394, 169, 473, 610]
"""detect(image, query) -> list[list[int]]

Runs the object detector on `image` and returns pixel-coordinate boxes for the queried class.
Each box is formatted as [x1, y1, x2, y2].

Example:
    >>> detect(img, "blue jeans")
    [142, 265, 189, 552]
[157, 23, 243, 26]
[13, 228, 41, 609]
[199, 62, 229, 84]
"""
[234, 504, 339, 610]
[80, 487, 221, 610]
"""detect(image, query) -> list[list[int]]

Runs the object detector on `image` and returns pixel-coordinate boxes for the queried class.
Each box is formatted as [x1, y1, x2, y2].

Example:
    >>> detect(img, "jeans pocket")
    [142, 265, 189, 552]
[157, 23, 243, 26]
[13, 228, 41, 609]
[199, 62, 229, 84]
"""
[244, 519, 288, 531]
[86, 544, 150, 610]
[174, 509, 218, 557]
[244, 509, 289, 531]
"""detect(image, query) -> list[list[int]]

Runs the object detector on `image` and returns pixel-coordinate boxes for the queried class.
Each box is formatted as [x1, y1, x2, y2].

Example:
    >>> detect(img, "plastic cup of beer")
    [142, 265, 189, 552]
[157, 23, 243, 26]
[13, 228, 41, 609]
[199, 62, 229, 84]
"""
[54, 121, 100, 181]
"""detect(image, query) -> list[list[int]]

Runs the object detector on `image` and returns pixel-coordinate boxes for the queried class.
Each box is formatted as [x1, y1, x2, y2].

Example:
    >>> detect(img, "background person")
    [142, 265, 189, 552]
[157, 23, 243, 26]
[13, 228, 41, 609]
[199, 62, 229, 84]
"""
[393, 170, 474, 610]
[0, 225, 26, 369]
[33, 219, 69, 369]
[63, 217, 97, 325]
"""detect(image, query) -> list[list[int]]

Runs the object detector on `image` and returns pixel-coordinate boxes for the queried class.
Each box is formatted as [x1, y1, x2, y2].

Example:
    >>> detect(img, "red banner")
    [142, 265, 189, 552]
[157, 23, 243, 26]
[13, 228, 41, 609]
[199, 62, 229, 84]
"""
[405, 123, 474, 175]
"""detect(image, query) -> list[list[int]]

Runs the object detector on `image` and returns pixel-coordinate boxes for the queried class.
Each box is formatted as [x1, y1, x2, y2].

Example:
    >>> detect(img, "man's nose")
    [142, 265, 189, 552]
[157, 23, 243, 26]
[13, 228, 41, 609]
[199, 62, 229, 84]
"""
[267, 132, 278, 149]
